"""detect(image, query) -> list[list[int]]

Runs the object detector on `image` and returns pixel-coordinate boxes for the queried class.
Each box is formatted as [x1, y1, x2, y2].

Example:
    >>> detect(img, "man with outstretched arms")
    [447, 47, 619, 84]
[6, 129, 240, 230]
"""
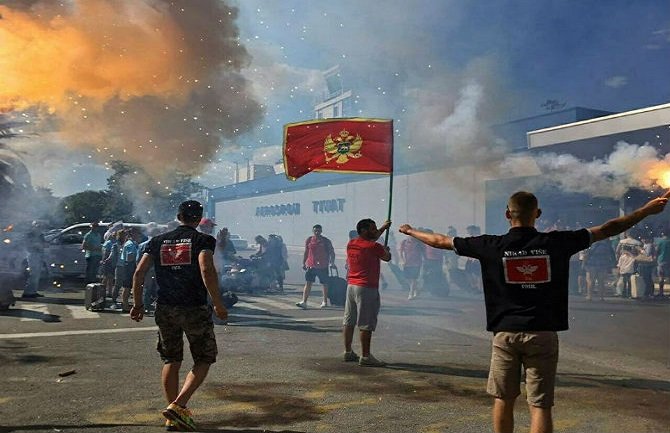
[399, 190, 669, 433]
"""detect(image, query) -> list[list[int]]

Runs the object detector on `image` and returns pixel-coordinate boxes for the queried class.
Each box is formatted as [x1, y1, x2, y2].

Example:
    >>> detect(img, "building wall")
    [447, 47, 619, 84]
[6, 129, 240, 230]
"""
[214, 167, 486, 249]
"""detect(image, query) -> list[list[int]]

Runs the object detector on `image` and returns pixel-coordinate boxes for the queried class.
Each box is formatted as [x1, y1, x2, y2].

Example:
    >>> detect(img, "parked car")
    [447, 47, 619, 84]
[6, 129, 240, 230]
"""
[43, 222, 166, 279]
[228, 234, 248, 250]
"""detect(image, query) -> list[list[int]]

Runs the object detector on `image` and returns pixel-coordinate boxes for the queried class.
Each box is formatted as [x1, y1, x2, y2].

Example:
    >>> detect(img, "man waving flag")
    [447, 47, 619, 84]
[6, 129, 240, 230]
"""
[283, 118, 393, 181]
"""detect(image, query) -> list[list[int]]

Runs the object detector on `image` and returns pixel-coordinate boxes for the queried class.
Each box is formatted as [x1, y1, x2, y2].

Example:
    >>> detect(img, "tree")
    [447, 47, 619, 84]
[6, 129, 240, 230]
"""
[60, 190, 109, 226]
[32, 186, 62, 226]
[102, 160, 206, 223]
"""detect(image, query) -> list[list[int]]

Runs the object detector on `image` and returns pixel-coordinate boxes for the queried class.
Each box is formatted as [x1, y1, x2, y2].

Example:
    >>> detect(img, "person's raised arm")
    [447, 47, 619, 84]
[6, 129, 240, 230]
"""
[398, 224, 454, 250]
[589, 192, 670, 243]
[373, 220, 391, 241]
[380, 245, 391, 262]
[199, 250, 228, 321]
[130, 254, 153, 322]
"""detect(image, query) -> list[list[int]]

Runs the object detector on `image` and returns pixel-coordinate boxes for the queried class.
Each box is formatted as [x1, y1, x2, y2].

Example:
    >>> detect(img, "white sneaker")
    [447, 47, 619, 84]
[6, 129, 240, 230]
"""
[319, 301, 327, 308]
[295, 301, 307, 309]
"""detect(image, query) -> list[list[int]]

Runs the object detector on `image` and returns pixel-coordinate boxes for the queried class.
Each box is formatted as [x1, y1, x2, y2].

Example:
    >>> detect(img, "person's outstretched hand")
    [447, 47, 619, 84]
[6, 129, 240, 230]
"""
[398, 224, 413, 234]
[641, 193, 670, 216]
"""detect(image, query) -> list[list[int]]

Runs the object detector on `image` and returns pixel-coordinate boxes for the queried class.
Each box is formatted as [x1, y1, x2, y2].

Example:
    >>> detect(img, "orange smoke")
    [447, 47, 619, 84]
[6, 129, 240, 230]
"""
[0, 2, 194, 113]
[0, 0, 263, 178]
[650, 167, 670, 189]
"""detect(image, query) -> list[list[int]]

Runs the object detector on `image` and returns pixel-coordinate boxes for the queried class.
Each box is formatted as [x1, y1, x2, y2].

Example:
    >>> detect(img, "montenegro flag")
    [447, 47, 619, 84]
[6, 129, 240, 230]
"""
[283, 118, 393, 180]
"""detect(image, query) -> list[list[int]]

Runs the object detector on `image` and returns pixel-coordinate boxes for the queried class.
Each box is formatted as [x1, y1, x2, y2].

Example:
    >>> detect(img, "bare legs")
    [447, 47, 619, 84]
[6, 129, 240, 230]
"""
[342, 326, 372, 357]
[162, 362, 212, 407]
[300, 281, 312, 303]
[492, 398, 552, 433]
[300, 281, 328, 304]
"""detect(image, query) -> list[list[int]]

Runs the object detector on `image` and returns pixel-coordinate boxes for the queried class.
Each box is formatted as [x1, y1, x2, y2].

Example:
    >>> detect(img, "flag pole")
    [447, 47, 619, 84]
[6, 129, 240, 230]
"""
[383, 121, 394, 247]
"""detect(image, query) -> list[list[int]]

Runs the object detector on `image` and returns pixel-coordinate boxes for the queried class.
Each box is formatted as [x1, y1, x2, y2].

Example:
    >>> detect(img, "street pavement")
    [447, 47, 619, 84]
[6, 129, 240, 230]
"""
[1, 253, 669, 433]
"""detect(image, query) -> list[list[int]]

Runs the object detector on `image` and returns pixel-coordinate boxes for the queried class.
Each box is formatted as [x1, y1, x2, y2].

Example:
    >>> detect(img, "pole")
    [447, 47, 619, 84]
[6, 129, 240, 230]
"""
[384, 121, 394, 247]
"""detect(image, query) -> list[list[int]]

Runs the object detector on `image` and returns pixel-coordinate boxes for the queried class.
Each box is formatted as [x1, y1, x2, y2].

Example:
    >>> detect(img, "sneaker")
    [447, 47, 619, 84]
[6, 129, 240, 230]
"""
[359, 354, 386, 367]
[163, 403, 196, 432]
[343, 351, 360, 362]
[109, 303, 121, 310]
[164, 419, 178, 431]
[319, 301, 327, 308]
[295, 301, 307, 309]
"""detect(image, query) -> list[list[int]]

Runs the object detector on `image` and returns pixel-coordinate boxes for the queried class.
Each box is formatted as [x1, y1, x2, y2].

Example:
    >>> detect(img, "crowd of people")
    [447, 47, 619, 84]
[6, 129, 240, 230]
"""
[564, 226, 669, 301]
[11, 190, 670, 432]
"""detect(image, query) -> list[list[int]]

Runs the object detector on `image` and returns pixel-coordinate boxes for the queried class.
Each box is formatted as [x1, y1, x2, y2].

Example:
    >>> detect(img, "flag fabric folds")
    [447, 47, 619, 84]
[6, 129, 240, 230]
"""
[283, 118, 393, 180]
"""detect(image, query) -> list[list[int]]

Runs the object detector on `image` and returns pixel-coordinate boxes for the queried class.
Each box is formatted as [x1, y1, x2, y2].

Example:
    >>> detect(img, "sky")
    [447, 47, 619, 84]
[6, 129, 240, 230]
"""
[1, 0, 669, 197]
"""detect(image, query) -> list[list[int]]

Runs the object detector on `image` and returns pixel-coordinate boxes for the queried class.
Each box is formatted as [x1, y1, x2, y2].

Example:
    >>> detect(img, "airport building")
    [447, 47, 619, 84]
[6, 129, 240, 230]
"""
[207, 72, 670, 248]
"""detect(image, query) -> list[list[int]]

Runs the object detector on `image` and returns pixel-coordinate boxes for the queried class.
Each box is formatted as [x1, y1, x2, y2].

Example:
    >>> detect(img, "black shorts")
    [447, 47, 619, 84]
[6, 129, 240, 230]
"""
[305, 267, 329, 284]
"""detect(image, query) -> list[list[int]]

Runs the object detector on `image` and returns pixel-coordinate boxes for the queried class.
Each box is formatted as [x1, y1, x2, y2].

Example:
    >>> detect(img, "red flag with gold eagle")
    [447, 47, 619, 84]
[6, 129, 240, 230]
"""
[283, 118, 393, 180]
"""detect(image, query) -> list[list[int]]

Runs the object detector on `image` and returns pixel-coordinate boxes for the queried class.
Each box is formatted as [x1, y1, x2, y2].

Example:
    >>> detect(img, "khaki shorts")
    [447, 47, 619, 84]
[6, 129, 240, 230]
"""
[155, 304, 218, 365]
[342, 285, 380, 331]
[487, 331, 559, 407]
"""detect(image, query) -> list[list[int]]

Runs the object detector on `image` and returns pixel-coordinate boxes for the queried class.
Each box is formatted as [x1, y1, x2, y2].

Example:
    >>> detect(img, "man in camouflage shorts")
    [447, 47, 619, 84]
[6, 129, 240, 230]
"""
[131, 201, 227, 431]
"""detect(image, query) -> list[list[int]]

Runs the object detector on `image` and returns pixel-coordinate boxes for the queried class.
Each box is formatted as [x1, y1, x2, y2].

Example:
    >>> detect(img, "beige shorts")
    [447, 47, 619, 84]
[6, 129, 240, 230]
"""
[342, 285, 380, 331]
[487, 331, 559, 407]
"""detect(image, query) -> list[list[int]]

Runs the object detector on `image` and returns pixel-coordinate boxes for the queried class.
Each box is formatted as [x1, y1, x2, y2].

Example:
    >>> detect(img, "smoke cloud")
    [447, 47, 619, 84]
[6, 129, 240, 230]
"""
[0, 0, 263, 178]
[530, 142, 670, 198]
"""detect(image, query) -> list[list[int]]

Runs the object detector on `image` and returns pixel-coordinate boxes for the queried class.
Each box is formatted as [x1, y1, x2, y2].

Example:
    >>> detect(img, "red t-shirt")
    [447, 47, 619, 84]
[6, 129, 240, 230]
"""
[400, 238, 424, 267]
[304, 235, 333, 269]
[346, 237, 386, 288]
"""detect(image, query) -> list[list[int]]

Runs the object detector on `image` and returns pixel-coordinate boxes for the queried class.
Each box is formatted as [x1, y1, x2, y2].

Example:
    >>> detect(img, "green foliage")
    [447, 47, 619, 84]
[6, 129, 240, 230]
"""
[60, 190, 110, 226]
[59, 160, 206, 225]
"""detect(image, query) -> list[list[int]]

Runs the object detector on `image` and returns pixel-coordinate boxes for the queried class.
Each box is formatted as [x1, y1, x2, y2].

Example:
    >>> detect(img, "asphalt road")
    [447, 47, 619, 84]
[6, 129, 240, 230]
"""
[1, 250, 669, 433]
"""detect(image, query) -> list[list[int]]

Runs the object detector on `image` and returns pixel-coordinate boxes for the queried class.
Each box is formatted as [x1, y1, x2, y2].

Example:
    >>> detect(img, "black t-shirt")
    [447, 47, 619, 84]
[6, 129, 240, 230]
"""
[453, 227, 591, 332]
[145, 225, 216, 307]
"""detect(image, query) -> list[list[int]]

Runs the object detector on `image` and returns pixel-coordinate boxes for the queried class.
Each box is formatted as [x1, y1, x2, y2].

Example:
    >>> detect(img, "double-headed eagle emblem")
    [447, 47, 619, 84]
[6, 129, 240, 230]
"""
[324, 129, 363, 164]
[516, 264, 539, 279]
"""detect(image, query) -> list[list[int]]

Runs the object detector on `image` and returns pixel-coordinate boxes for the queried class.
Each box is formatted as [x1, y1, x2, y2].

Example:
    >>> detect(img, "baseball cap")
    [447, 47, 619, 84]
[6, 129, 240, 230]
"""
[178, 200, 203, 218]
[199, 217, 216, 227]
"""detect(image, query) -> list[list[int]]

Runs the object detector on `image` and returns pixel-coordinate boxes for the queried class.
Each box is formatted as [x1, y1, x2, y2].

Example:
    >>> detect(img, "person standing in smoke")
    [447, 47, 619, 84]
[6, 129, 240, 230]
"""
[296, 224, 335, 309]
[343, 218, 391, 367]
[119, 228, 140, 313]
[399, 190, 670, 433]
[82, 221, 103, 283]
[638, 234, 656, 298]
[21, 221, 46, 299]
[217, 227, 237, 266]
[421, 228, 447, 296]
[130, 200, 227, 432]
[399, 234, 424, 299]
[110, 230, 127, 309]
[655, 230, 670, 297]
[582, 239, 616, 301]
[101, 231, 119, 302]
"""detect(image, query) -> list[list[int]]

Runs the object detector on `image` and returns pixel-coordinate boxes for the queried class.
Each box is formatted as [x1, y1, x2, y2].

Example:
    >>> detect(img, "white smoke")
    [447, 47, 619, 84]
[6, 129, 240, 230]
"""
[502, 141, 670, 198]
